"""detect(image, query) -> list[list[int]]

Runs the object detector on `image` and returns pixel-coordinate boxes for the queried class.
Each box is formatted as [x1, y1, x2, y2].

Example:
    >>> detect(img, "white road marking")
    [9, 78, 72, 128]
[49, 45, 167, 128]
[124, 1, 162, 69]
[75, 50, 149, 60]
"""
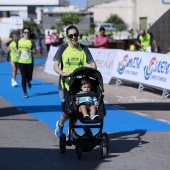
[134, 112, 148, 117]
[157, 119, 170, 124]
[116, 96, 154, 103]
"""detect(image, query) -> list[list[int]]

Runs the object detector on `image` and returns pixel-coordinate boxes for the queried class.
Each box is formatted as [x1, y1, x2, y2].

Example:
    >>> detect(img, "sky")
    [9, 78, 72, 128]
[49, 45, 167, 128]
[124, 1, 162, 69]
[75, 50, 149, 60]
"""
[69, 0, 87, 9]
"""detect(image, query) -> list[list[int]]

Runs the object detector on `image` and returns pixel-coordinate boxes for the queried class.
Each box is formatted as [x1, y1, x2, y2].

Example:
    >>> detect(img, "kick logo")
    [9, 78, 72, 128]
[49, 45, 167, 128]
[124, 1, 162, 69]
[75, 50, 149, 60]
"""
[144, 57, 156, 80]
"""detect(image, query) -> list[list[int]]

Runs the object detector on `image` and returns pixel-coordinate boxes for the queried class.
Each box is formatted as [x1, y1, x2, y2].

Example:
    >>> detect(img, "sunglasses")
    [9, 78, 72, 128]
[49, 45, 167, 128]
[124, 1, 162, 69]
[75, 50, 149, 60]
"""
[24, 32, 29, 34]
[67, 33, 78, 39]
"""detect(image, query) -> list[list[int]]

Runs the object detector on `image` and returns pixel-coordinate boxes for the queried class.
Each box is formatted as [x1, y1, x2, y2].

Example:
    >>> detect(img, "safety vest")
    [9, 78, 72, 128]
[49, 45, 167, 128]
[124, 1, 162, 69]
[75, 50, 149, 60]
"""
[82, 35, 87, 41]
[17, 38, 32, 64]
[9, 41, 18, 62]
[139, 33, 151, 51]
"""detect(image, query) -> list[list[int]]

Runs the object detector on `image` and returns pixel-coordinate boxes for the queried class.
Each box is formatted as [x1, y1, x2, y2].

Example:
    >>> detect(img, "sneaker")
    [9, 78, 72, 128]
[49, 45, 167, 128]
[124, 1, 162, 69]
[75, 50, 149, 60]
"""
[55, 121, 63, 138]
[66, 135, 73, 141]
[11, 78, 17, 87]
[90, 115, 99, 120]
[83, 115, 90, 120]
[24, 93, 28, 98]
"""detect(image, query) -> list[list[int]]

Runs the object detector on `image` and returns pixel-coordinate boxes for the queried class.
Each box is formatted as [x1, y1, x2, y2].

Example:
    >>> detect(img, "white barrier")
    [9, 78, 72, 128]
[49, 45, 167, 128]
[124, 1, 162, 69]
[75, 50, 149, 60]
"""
[114, 50, 170, 90]
[44, 46, 118, 84]
[44, 46, 170, 98]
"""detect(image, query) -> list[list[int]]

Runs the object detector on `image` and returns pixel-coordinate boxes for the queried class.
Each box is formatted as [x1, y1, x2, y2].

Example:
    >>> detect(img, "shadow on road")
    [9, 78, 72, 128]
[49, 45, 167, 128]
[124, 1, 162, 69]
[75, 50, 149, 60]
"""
[108, 102, 170, 111]
[0, 130, 148, 169]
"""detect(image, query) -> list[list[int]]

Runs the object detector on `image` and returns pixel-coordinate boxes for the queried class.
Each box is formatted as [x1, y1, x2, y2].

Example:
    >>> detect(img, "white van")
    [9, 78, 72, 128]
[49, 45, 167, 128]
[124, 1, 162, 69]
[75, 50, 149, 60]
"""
[95, 22, 116, 32]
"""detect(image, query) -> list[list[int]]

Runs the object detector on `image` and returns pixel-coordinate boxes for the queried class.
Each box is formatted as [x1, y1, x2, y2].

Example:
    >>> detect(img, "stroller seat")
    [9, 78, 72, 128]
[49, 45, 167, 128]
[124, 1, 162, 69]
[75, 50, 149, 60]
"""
[59, 67, 108, 159]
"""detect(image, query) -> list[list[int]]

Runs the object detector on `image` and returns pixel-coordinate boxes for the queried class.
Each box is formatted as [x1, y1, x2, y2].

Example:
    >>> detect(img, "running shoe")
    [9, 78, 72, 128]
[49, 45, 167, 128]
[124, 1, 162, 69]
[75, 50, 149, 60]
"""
[66, 135, 73, 141]
[11, 78, 17, 87]
[83, 115, 90, 120]
[90, 115, 99, 120]
[24, 93, 28, 98]
[55, 121, 63, 138]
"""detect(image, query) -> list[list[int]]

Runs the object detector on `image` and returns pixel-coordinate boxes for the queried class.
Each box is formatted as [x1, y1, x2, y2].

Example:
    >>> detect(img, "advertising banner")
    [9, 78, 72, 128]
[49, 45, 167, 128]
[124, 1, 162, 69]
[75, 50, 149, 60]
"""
[44, 46, 170, 89]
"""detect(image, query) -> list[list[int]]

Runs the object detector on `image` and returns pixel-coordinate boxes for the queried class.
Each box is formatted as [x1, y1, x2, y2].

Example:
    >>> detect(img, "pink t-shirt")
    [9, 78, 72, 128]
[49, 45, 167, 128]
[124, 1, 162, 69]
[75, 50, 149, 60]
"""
[93, 34, 110, 48]
[45, 35, 52, 44]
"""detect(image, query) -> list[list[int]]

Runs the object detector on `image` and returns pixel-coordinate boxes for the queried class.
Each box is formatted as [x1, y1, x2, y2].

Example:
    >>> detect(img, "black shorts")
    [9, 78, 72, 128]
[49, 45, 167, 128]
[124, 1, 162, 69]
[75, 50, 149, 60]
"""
[79, 102, 92, 112]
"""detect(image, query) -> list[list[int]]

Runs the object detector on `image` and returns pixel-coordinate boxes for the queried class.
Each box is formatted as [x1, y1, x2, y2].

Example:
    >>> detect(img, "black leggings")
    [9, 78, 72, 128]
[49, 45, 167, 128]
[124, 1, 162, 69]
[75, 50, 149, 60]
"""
[18, 63, 34, 93]
[46, 44, 51, 52]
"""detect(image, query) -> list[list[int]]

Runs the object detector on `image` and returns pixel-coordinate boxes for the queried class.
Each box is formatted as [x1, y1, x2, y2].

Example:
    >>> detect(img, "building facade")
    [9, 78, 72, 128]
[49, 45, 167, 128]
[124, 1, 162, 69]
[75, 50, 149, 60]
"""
[40, 6, 93, 34]
[87, 0, 170, 31]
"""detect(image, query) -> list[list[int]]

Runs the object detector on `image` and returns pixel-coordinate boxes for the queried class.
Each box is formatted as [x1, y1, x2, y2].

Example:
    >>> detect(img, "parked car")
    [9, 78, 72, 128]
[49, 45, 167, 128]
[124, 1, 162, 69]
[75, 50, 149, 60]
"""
[95, 22, 116, 32]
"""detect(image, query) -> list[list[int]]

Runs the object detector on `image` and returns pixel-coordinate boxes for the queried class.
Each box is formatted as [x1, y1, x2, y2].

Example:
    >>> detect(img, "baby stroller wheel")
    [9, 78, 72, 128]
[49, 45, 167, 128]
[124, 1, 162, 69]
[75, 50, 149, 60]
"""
[60, 133, 66, 153]
[101, 146, 107, 158]
[75, 146, 82, 159]
[100, 132, 109, 158]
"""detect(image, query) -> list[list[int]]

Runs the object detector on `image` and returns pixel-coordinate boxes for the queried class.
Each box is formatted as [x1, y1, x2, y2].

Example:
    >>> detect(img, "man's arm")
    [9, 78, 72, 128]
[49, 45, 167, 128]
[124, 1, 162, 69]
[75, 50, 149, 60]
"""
[152, 38, 158, 52]
[135, 35, 144, 48]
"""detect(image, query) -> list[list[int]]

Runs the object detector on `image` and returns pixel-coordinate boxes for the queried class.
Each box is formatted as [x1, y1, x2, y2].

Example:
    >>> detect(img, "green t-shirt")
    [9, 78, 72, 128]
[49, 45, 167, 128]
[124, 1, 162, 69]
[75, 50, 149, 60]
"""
[53, 43, 94, 89]
[17, 38, 33, 64]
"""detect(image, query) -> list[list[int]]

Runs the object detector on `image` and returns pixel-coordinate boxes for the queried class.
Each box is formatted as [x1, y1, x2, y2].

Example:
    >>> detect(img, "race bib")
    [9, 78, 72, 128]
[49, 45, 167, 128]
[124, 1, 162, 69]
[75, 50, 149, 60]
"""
[21, 52, 29, 59]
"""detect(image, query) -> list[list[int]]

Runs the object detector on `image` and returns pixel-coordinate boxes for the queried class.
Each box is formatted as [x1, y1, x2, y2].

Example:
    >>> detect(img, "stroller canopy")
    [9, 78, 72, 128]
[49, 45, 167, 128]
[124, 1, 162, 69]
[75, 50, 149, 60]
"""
[69, 67, 104, 92]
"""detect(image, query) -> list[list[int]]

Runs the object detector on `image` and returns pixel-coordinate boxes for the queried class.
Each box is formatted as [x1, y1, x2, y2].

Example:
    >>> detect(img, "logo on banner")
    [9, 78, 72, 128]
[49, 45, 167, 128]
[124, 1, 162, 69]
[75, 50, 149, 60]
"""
[117, 54, 142, 75]
[144, 57, 170, 82]
[117, 55, 128, 74]
[144, 57, 156, 80]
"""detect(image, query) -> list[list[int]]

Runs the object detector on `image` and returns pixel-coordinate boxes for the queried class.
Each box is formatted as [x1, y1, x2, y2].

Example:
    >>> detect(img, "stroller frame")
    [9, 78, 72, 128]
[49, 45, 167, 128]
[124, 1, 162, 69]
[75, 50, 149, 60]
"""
[59, 67, 109, 159]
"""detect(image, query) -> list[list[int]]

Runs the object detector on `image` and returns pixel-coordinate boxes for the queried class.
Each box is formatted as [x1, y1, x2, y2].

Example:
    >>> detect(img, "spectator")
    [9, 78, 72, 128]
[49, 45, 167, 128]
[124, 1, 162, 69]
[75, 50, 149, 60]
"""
[129, 39, 137, 51]
[51, 32, 58, 46]
[93, 27, 110, 49]
[44, 31, 52, 52]
[136, 29, 158, 52]
[59, 30, 64, 45]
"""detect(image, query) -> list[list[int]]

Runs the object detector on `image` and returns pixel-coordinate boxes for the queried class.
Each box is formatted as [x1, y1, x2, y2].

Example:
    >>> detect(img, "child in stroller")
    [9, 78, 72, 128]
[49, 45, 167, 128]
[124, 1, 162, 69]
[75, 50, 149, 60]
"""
[75, 77, 99, 120]
[59, 67, 109, 159]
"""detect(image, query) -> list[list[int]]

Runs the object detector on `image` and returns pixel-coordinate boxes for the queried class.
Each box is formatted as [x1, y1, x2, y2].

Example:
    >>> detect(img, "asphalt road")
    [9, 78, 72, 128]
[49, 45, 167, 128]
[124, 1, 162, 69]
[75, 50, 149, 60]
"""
[0, 53, 170, 170]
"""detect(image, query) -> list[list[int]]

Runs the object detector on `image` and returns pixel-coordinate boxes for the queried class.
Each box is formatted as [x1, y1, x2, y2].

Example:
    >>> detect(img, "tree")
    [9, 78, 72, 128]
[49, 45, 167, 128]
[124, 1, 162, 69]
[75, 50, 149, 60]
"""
[23, 20, 40, 35]
[105, 14, 126, 31]
[57, 12, 80, 28]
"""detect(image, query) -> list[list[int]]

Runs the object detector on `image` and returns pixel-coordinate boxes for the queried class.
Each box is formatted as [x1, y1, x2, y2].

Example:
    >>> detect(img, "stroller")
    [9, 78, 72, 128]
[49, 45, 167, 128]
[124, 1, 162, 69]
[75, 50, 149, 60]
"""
[59, 67, 109, 159]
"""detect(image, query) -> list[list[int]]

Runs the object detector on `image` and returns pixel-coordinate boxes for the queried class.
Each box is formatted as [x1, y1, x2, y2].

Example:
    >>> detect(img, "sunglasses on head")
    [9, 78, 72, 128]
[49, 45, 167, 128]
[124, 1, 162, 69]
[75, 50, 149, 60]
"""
[67, 33, 78, 39]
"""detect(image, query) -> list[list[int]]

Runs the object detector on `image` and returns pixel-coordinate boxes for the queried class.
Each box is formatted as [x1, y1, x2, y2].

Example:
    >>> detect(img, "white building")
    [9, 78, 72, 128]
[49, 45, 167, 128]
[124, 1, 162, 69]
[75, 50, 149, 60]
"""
[87, 0, 170, 31]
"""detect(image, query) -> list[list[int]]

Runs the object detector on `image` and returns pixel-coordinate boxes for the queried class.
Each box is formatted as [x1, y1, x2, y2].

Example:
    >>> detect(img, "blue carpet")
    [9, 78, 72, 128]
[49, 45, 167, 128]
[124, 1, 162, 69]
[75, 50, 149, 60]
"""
[1, 59, 170, 133]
